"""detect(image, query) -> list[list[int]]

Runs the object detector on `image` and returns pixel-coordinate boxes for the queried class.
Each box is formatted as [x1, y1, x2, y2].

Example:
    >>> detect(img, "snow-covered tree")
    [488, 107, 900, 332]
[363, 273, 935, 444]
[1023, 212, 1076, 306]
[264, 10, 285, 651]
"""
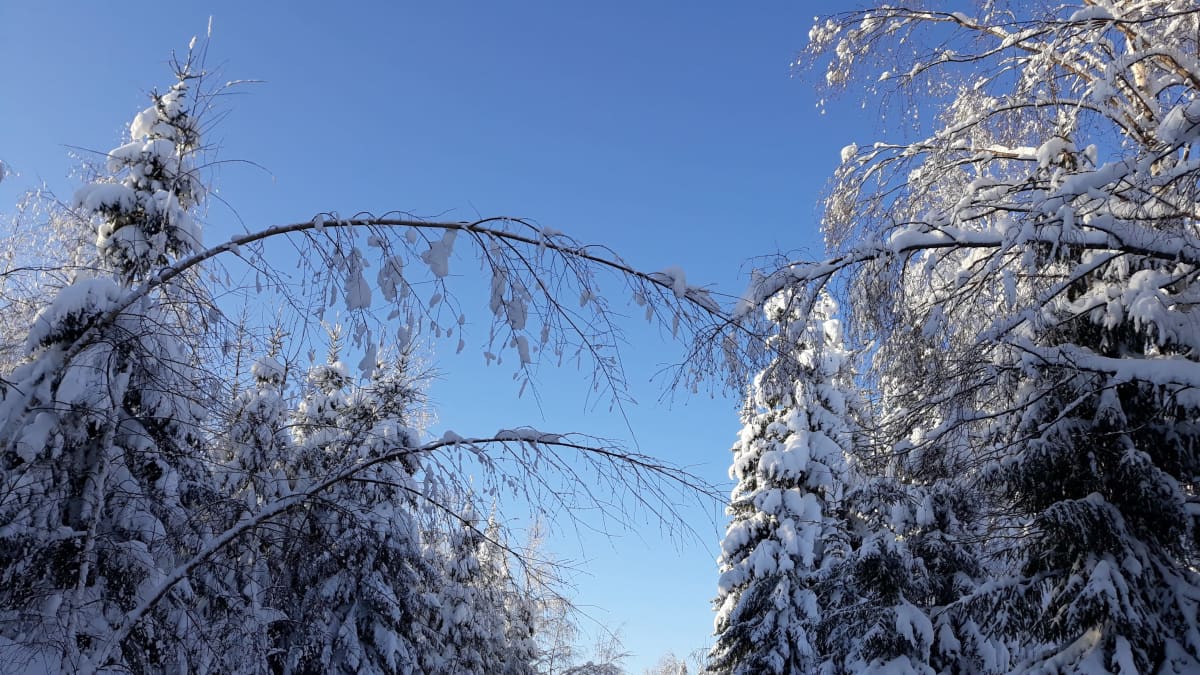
[561, 630, 631, 675]
[212, 348, 294, 671]
[0, 41, 719, 672]
[478, 516, 540, 675]
[0, 57, 227, 672]
[646, 650, 690, 675]
[221, 349, 292, 498]
[752, 2, 1200, 672]
[708, 291, 857, 674]
[260, 341, 442, 674]
[521, 518, 585, 675]
[815, 325, 999, 674]
[213, 336, 540, 675]
[436, 505, 537, 674]
[0, 193, 95, 374]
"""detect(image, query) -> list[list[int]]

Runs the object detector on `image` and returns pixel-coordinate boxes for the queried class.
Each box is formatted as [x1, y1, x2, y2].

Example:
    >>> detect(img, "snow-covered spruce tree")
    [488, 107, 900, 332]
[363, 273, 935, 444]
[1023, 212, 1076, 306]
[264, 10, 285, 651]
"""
[220, 350, 294, 508]
[209, 347, 294, 672]
[898, 483, 998, 675]
[479, 515, 539, 675]
[267, 342, 445, 674]
[208, 333, 538, 675]
[0, 60, 227, 672]
[707, 291, 856, 674]
[979, 144, 1200, 672]
[439, 503, 498, 673]
[437, 505, 537, 674]
[819, 475, 931, 675]
[768, 2, 1200, 672]
[820, 316, 1001, 674]
[818, 442, 997, 674]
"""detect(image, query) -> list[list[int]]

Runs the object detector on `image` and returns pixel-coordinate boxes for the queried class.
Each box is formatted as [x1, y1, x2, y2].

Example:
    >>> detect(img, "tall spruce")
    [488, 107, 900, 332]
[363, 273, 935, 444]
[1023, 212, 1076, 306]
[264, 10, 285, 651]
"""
[708, 291, 856, 674]
[981, 125, 1200, 672]
[215, 350, 294, 672]
[271, 343, 443, 674]
[0, 62, 223, 672]
[438, 505, 530, 674]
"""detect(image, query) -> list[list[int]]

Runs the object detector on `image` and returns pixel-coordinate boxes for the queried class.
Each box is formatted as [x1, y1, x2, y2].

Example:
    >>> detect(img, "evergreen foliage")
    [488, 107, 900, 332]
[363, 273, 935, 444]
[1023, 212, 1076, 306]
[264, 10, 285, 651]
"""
[708, 292, 856, 674]
[707, 2, 1200, 672]
[0, 60, 219, 673]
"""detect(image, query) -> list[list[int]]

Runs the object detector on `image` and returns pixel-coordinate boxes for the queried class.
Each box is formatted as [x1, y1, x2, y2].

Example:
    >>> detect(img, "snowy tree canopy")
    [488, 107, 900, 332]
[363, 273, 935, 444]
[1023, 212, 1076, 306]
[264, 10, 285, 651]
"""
[707, 2, 1200, 673]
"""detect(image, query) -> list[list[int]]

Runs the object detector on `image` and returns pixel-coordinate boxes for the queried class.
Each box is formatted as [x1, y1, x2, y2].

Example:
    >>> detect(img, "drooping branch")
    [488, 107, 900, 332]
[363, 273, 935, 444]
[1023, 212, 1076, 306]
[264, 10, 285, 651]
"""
[55, 215, 728, 389]
[86, 430, 717, 673]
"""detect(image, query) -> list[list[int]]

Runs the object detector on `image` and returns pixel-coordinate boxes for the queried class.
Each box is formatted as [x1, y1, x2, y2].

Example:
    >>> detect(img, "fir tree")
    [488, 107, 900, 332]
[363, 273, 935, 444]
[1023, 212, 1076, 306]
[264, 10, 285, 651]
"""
[488, 526, 540, 675]
[439, 505, 512, 674]
[708, 291, 856, 674]
[270, 343, 442, 674]
[212, 347, 294, 672]
[0, 59, 221, 672]
[824, 475, 934, 675]
[980, 134, 1200, 671]
[448, 512, 539, 675]
[829, 331, 1001, 674]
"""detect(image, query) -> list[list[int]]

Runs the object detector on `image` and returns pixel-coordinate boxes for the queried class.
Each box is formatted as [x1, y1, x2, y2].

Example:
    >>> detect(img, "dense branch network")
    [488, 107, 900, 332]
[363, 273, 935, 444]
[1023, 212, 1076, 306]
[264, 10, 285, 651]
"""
[0, 48, 723, 675]
[708, 2, 1200, 673]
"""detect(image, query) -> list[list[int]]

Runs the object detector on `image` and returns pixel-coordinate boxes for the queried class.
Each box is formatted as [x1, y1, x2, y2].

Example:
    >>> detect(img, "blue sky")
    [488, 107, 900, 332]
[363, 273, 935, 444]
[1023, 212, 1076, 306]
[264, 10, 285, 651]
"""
[1, 2, 864, 669]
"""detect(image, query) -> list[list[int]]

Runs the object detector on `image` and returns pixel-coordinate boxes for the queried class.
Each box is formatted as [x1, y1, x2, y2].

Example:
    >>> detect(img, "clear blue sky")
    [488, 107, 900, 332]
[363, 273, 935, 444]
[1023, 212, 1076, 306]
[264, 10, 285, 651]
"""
[1, 2, 864, 670]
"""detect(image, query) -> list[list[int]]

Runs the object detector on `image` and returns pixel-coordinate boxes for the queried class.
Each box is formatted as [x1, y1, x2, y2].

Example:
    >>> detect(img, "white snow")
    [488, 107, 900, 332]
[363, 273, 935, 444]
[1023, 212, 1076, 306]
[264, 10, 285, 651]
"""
[1068, 6, 1113, 22]
[494, 427, 562, 443]
[1157, 98, 1200, 146]
[420, 229, 457, 278]
[74, 183, 136, 213]
[26, 277, 124, 353]
[655, 265, 689, 299]
[344, 268, 371, 310]
[513, 335, 532, 365]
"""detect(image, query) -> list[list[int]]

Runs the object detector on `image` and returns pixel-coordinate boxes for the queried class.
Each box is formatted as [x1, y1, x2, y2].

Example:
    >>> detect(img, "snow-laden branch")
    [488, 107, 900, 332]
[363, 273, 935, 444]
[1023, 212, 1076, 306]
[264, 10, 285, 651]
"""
[1013, 341, 1200, 393]
[737, 221, 1200, 323]
[86, 430, 713, 673]
[164, 215, 722, 321]
[47, 215, 728, 397]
